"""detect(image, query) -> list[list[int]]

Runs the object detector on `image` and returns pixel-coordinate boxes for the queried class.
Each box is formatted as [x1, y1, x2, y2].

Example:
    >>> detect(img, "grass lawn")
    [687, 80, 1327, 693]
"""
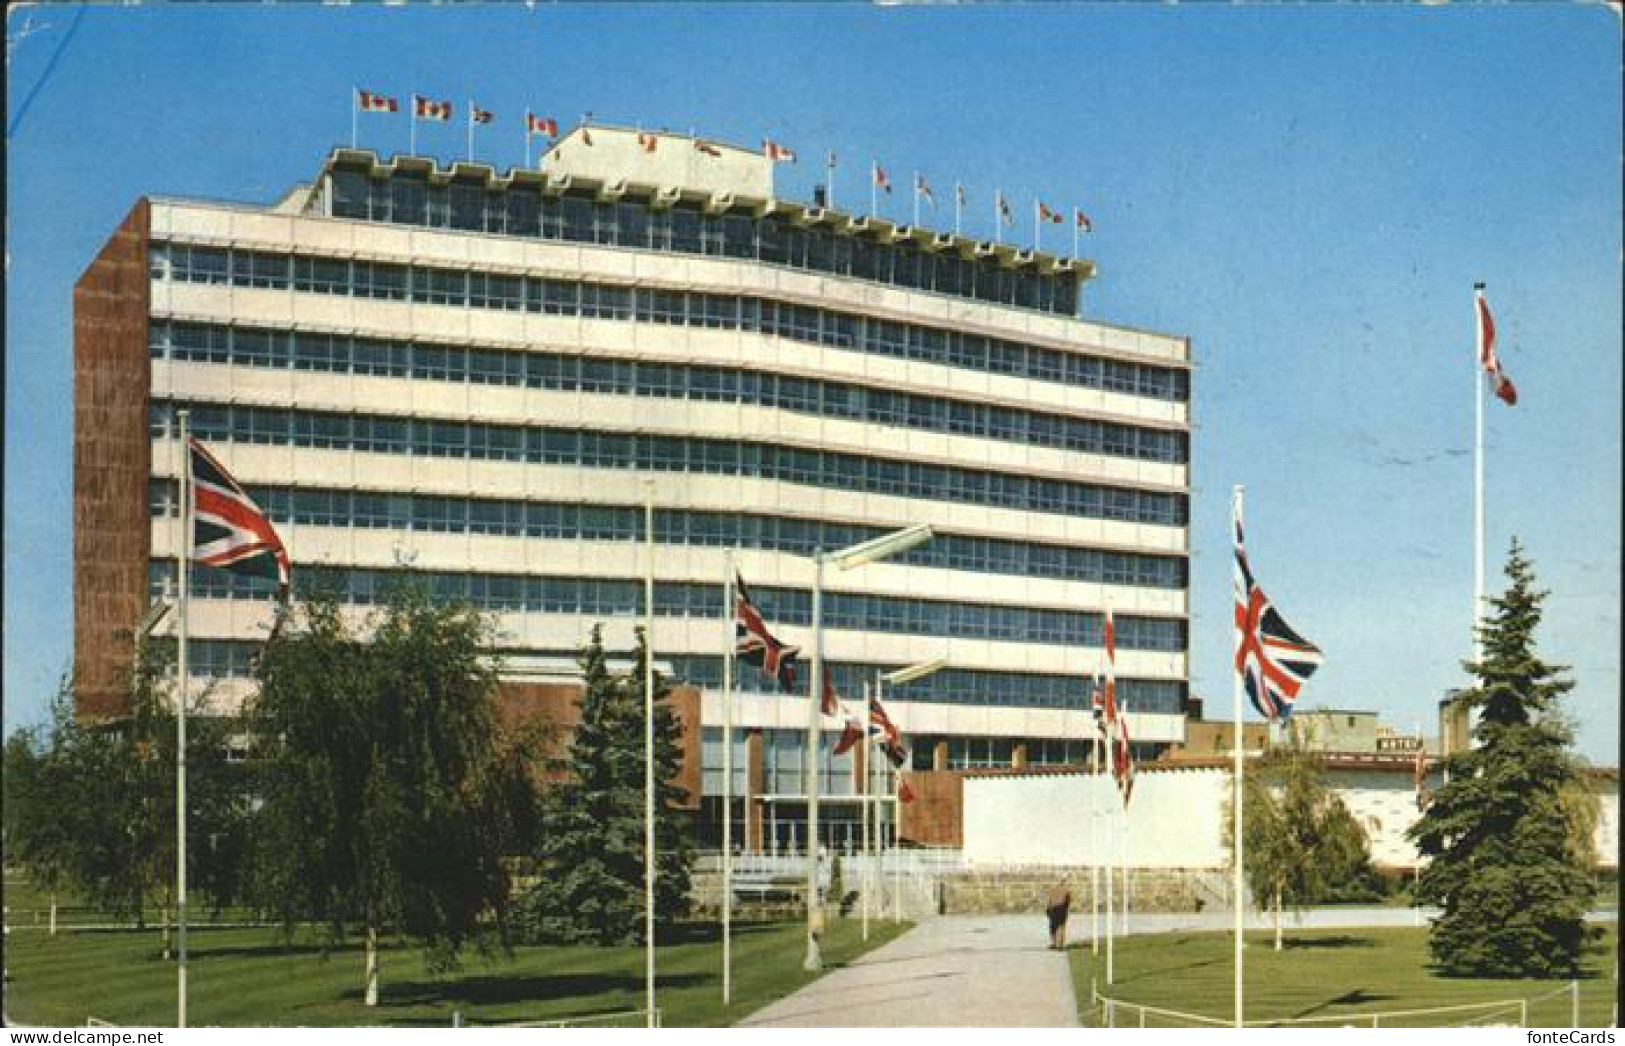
[1070, 924, 1618, 1027]
[5, 915, 911, 1027]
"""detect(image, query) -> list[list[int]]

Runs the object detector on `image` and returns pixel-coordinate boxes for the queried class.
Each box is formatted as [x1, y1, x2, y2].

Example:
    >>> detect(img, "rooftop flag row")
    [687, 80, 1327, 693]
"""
[352, 89, 1096, 256]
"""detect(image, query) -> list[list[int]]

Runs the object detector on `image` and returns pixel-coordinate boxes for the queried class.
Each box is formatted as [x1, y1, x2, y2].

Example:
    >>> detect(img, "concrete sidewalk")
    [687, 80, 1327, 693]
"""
[736, 915, 1078, 1028]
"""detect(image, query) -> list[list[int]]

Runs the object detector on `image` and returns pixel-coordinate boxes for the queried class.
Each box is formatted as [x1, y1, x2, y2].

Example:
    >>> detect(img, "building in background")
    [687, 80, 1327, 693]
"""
[74, 124, 1192, 849]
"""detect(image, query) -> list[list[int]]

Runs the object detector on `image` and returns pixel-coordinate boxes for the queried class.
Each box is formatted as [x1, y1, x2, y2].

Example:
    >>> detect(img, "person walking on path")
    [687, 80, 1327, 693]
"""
[1046, 880, 1072, 950]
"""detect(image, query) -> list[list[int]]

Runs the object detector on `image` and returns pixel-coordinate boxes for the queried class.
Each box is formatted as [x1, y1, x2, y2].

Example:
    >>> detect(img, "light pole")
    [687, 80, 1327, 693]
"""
[868, 658, 946, 937]
[805, 524, 933, 971]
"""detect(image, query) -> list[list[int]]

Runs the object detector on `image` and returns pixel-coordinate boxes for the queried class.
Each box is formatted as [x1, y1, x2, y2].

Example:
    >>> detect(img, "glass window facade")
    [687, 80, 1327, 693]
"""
[326, 167, 1080, 317]
[150, 401, 1187, 527]
[151, 322, 1187, 465]
[149, 245, 1188, 402]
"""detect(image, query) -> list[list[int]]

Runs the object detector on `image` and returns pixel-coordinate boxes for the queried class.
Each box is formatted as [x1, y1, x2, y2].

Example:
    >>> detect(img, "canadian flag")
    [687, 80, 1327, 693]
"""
[1476, 285, 1517, 406]
[470, 104, 494, 125]
[763, 139, 796, 163]
[525, 112, 557, 137]
[873, 163, 892, 193]
[413, 95, 451, 122]
[1075, 208, 1093, 233]
[1038, 201, 1063, 224]
[638, 131, 659, 153]
[832, 716, 863, 757]
[356, 89, 398, 113]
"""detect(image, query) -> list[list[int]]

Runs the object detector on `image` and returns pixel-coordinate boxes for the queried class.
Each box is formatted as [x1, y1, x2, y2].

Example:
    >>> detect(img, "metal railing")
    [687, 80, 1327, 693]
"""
[1096, 994, 1533, 1029]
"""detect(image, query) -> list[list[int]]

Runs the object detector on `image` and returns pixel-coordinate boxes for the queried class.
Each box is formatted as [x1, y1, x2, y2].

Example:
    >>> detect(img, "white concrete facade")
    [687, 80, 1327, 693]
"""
[140, 147, 1192, 759]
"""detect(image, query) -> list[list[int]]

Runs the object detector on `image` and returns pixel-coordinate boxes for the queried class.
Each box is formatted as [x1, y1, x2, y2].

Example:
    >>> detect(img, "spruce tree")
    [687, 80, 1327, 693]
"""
[520, 626, 693, 945]
[1408, 541, 1596, 976]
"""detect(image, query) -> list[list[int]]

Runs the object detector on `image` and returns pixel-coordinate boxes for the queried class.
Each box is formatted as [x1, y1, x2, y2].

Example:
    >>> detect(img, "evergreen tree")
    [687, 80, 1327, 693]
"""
[1408, 541, 1596, 976]
[1230, 735, 1379, 949]
[519, 626, 693, 945]
[249, 583, 540, 1005]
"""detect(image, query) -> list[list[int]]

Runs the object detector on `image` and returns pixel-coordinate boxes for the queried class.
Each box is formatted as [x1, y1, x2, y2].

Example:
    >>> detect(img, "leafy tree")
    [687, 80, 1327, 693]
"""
[3, 650, 252, 948]
[1409, 541, 1597, 976]
[248, 584, 540, 1005]
[518, 626, 693, 945]
[1229, 734, 1379, 949]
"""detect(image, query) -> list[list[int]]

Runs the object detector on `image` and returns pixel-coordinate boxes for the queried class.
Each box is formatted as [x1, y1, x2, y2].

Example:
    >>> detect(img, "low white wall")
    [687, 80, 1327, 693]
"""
[964, 768, 1620, 872]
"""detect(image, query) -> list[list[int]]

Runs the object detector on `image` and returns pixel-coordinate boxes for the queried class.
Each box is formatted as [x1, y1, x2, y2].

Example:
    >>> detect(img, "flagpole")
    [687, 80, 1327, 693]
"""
[350, 87, 358, 150]
[804, 552, 825, 971]
[466, 103, 473, 163]
[912, 173, 920, 228]
[861, 680, 871, 942]
[1232, 484, 1246, 1029]
[643, 481, 657, 1028]
[954, 184, 963, 237]
[1072, 213, 1079, 262]
[1090, 722, 1099, 956]
[870, 163, 878, 220]
[721, 551, 735, 1005]
[826, 152, 836, 211]
[1473, 283, 1486, 671]
[524, 113, 532, 169]
[1033, 199, 1040, 252]
[409, 103, 417, 157]
[1119, 700, 1129, 939]
[175, 410, 191, 1029]
[993, 192, 1001, 246]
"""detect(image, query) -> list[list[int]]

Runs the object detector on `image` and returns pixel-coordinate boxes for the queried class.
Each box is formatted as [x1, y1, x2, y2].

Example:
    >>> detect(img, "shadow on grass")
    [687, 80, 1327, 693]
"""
[1291, 989, 1397, 1020]
[367, 970, 710, 1008]
[1281, 935, 1376, 950]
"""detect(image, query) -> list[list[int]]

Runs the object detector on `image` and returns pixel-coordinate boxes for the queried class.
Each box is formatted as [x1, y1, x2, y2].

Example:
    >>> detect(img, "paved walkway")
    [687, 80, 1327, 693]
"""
[736, 915, 1078, 1028]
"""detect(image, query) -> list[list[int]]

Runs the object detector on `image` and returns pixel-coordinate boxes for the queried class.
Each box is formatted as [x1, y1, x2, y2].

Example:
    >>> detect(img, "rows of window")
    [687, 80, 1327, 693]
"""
[669, 656, 1186, 716]
[150, 243, 1188, 402]
[149, 480, 1187, 590]
[326, 167, 1080, 316]
[150, 403, 1187, 527]
[151, 322, 1187, 464]
[181, 636, 1184, 717]
[920, 734, 1161, 772]
[149, 559, 1187, 652]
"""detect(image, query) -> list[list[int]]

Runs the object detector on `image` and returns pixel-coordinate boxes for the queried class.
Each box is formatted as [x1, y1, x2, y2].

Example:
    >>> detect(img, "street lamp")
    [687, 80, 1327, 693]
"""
[863, 657, 947, 939]
[805, 523, 933, 971]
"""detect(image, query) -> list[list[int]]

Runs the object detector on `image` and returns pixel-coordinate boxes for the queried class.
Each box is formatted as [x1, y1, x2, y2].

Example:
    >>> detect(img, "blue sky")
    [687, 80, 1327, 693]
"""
[6, 4, 1620, 762]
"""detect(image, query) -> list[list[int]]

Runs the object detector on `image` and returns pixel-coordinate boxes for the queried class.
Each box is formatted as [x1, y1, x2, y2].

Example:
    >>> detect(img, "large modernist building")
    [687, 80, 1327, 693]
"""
[74, 125, 1192, 849]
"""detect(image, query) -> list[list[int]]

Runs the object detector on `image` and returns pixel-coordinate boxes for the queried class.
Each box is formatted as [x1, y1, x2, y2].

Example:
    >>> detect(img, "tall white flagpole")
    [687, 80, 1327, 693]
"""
[1232, 484, 1246, 1029]
[861, 680, 871, 942]
[954, 184, 964, 237]
[524, 113, 532, 169]
[1473, 283, 1486, 670]
[870, 162, 879, 220]
[993, 191, 1002, 246]
[409, 100, 417, 157]
[176, 410, 191, 1029]
[1090, 727, 1099, 955]
[350, 87, 358, 150]
[826, 152, 837, 211]
[1033, 199, 1040, 252]
[643, 482, 657, 1027]
[466, 103, 474, 163]
[721, 551, 735, 1005]
[912, 173, 920, 228]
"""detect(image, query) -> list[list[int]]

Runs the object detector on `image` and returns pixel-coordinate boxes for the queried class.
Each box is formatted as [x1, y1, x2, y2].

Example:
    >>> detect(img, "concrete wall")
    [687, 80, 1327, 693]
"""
[964, 767, 1620, 872]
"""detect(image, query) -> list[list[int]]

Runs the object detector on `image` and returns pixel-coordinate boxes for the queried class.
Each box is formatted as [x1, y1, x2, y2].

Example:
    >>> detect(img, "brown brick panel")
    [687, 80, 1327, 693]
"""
[73, 200, 151, 722]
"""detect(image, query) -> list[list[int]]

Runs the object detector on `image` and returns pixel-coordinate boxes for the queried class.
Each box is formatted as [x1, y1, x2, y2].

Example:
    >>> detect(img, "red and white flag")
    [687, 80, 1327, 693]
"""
[763, 139, 796, 163]
[1038, 201, 1063, 224]
[915, 174, 935, 206]
[1074, 208, 1093, 233]
[832, 714, 864, 757]
[873, 163, 892, 194]
[1476, 284, 1517, 406]
[356, 89, 398, 113]
[525, 112, 558, 138]
[638, 131, 659, 153]
[413, 95, 451, 122]
[469, 103, 494, 125]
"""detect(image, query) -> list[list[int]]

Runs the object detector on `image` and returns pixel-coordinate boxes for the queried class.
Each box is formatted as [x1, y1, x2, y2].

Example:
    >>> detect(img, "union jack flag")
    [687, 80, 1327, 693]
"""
[1232, 492, 1322, 721]
[188, 438, 290, 589]
[734, 572, 798, 692]
[868, 694, 909, 768]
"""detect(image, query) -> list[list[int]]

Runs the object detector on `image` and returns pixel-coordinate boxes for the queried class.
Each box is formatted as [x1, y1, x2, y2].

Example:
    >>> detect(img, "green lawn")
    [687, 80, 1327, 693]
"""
[1070, 924, 1618, 1028]
[5, 915, 910, 1027]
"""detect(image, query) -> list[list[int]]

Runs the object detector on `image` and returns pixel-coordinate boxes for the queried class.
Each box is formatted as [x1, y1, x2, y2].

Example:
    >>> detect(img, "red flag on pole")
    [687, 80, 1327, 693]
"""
[356, 89, 398, 113]
[1476, 284, 1518, 406]
[526, 112, 558, 137]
